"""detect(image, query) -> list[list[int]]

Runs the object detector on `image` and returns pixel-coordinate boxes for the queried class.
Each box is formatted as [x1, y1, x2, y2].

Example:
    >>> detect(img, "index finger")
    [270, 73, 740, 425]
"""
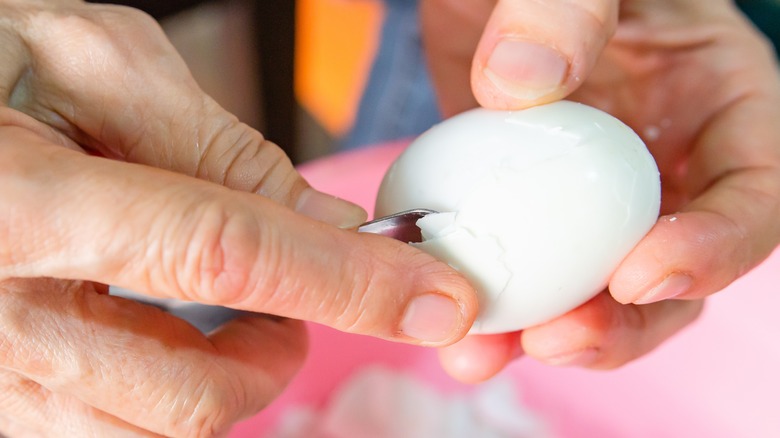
[0, 128, 478, 347]
[7, 4, 366, 227]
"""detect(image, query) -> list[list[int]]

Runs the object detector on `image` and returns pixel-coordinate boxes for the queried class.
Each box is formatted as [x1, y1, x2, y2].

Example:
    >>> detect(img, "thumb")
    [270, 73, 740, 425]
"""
[471, 0, 619, 109]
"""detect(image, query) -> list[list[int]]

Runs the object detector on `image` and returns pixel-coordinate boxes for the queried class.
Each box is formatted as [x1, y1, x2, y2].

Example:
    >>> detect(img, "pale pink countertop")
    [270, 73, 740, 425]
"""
[231, 141, 780, 438]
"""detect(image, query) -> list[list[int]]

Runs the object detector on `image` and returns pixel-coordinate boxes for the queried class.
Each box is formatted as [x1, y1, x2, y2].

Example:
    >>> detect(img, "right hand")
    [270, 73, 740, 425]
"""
[0, 1, 478, 436]
[423, 0, 780, 383]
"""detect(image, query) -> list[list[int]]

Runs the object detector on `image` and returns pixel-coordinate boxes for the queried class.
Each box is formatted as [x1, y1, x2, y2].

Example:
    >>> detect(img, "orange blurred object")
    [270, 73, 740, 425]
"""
[295, 0, 384, 136]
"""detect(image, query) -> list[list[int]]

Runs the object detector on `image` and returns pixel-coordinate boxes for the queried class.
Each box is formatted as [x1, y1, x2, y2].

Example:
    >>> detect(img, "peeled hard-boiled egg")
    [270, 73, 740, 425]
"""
[376, 101, 661, 334]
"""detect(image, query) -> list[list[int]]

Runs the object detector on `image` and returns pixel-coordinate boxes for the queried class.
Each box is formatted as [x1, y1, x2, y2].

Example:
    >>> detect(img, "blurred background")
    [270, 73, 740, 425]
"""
[90, 0, 396, 164]
[91, 0, 778, 165]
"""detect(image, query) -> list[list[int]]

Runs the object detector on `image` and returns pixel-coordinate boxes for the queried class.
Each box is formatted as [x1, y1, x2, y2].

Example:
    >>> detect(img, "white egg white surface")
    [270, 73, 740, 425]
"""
[376, 101, 661, 334]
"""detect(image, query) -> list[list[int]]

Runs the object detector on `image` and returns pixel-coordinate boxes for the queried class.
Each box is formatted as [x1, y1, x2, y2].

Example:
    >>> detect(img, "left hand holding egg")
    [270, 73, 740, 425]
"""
[422, 0, 780, 382]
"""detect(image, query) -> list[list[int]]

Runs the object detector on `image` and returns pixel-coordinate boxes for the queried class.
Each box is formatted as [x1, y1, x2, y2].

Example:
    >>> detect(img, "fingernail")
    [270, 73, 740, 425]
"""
[400, 293, 463, 345]
[485, 39, 568, 100]
[543, 348, 600, 367]
[634, 273, 693, 305]
[296, 187, 367, 229]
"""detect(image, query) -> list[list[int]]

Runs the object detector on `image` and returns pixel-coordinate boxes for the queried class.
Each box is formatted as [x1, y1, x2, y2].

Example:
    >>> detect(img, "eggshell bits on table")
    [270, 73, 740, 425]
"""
[375, 101, 661, 334]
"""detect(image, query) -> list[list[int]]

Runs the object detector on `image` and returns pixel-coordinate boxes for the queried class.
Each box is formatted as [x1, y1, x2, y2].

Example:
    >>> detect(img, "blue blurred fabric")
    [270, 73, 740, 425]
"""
[341, 0, 441, 150]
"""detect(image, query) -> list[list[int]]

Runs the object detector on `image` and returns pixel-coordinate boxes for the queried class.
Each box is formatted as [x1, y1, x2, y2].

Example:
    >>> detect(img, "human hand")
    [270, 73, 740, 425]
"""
[0, 1, 478, 435]
[422, 0, 780, 382]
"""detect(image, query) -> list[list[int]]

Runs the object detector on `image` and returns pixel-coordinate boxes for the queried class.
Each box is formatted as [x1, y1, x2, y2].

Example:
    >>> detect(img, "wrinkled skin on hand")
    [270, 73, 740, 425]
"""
[423, 0, 780, 382]
[0, 1, 479, 435]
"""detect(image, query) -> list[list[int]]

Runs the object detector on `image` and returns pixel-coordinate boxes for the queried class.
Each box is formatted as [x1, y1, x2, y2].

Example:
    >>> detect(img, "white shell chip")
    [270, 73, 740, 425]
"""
[376, 101, 661, 334]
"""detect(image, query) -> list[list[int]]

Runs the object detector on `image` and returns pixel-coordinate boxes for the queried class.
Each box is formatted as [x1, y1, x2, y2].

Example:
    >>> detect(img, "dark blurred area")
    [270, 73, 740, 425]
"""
[89, 0, 300, 162]
[88, 0, 211, 20]
[736, 0, 780, 56]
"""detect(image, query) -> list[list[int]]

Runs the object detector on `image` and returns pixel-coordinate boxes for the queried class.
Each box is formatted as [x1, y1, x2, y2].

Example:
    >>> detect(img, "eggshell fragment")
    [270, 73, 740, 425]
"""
[376, 101, 661, 334]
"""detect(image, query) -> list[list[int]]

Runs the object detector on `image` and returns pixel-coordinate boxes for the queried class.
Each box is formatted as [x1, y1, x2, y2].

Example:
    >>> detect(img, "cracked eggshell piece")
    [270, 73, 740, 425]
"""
[375, 101, 661, 334]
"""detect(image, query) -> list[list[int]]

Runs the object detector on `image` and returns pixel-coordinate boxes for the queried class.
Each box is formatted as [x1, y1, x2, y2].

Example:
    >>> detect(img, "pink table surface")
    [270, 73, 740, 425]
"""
[231, 141, 780, 438]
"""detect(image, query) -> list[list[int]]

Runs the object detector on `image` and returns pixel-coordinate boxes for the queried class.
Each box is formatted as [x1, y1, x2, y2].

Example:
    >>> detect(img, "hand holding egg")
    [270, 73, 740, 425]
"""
[377, 101, 661, 334]
[422, 0, 780, 382]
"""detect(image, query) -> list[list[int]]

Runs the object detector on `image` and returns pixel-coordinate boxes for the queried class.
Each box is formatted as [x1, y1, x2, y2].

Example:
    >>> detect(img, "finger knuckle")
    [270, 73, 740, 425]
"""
[318, 245, 386, 332]
[0, 281, 37, 371]
[325, 243, 428, 334]
[0, 131, 46, 276]
[167, 194, 297, 310]
[0, 279, 88, 380]
[170, 200, 265, 307]
[196, 119, 302, 206]
[167, 368, 246, 438]
[330, 269, 377, 332]
[22, 4, 166, 83]
[564, 0, 616, 33]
